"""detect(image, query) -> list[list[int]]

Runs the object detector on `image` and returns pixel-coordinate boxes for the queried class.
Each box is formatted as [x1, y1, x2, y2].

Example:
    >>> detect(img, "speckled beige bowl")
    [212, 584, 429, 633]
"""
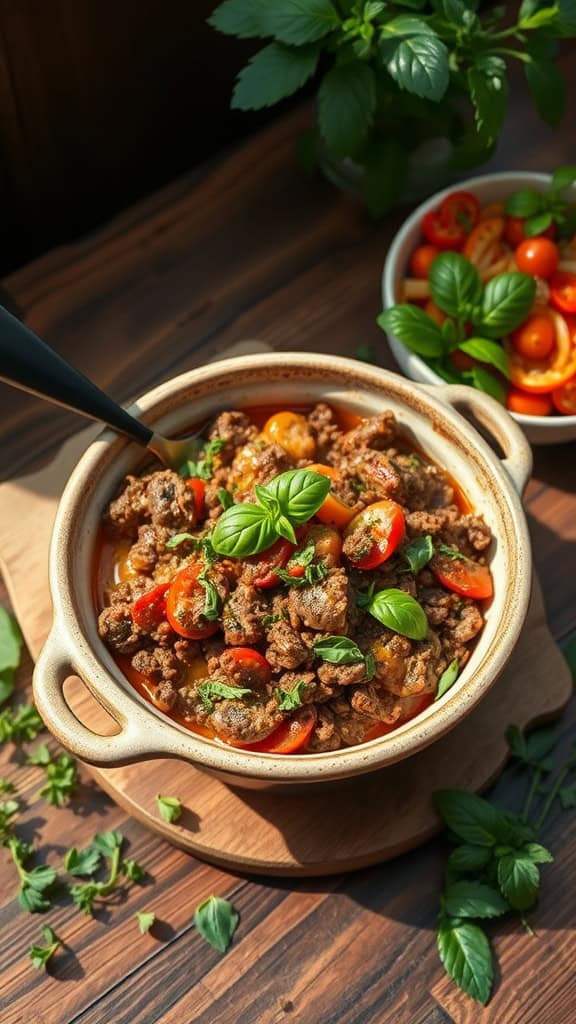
[33, 354, 533, 786]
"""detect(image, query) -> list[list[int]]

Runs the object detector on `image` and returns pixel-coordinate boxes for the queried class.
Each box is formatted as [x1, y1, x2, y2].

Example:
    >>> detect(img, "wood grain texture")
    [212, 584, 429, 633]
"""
[1, 64, 576, 1022]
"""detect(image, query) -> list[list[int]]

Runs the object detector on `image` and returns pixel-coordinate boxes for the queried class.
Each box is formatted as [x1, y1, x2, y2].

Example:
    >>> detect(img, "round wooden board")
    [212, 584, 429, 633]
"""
[62, 573, 570, 876]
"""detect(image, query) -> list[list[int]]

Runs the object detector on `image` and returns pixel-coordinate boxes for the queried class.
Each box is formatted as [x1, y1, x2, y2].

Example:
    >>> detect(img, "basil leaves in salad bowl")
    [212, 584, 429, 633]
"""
[381, 171, 576, 445]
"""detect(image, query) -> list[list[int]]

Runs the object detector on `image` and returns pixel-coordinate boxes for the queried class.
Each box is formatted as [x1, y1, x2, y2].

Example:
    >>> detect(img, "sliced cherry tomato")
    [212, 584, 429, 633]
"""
[424, 299, 447, 327]
[305, 463, 357, 529]
[421, 210, 465, 251]
[440, 190, 480, 234]
[130, 583, 170, 631]
[462, 217, 505, 268]
[551, 375, 576, 415]
[241, 707, 317, 754]
[431, 551, 493, 600]
[223, 647, 272, 686]
[241, 536, 296, 588]
[549, 270, 576, 313]
[166, 563, 219, 639]
[506, 310, 576, 393]
[506, 388, 553, 417]
[410, 245, 440, 279]
[511, 313, 556, 360]
[505, 216, 557, 248]
[343, 500, 405, 570]
[262, 411, 316, 460]
[186, 477, 206, 520]
[515, 237, 559, 279]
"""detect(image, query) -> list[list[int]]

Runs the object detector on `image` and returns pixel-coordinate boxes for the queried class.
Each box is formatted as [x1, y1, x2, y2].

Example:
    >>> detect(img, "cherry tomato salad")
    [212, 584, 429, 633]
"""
[379, 169, 576, 418]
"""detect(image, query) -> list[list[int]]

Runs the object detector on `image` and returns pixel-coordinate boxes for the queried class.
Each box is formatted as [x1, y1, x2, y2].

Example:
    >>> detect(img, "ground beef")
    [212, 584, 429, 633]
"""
[130, 524, 170, 574]
[317, 660, 367, 688]
[288, 568, 349, 633]
[98, 605, 142, 655]
[348, 684, 403, 724]
[146, 470, 200, 530]
[228, 441, 294, 496]
[342, 450, 401, 502]
[131, 647, 184, 685]
[209, 697, 282, 744]
[209, 411, 258, 465]
[266, 621, 311, 670]
[395, 461, 455, 510]
[105, 475, 149, 539]
[336, 412, 397, 454]
[308, 403, 343, 460]
[222, 584, 269, 646]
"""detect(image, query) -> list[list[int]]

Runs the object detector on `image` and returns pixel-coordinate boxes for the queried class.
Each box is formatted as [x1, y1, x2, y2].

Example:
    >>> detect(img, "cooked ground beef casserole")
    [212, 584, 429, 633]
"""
[97, 404, 493, 753]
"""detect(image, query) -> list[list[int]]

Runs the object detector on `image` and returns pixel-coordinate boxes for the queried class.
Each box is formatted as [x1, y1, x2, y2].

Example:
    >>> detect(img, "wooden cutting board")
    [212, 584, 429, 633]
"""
[0, 342, 571, 875]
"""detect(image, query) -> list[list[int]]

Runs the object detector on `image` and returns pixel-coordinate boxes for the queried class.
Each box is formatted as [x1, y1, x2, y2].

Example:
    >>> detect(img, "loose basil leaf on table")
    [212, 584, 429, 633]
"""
[194, 894, 239, 953]
[313, 636, 365, 664]
[437, 918, 493, 1006]
[364, 588, 428, 640]
[429, 252, 483, 318]
[435, 659, 460, 701]
[458, 338, 510, 379]
[212, 502, 278, 557]
[479, 272, 536, 337]
[377, 306, 446, 357]
[402, 535, 434, 574]
[264, 469, 331, 525]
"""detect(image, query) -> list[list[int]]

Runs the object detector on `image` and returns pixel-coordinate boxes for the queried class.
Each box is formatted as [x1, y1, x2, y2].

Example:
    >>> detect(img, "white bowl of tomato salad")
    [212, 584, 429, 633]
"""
[381, 172, 576, 445]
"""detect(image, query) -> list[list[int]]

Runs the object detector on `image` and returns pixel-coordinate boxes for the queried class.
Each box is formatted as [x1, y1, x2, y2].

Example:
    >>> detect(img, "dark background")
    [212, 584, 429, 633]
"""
[0, 0, 274, 275]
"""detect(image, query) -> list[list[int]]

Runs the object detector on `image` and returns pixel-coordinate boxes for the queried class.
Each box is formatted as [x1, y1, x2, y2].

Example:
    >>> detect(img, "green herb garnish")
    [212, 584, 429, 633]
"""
[68, 831, 142, 915]
[136, 911, 156, 934]
[505, 167, 576, 238]
[0, 606, 22, 706]
[194, 894, 239, 953]
[275, 680, 308, 711]
[362, 588, 428, 641]
[0, 703, 44, 744]
[29, 926, 61, 970]
[437, 544, 467, 561]
[402, 535, 434, 574]
[178, 438, 226, 482]
[435, 659, 459, 701]
[156, 795, 183, 824]
[217, 487, 234, 510]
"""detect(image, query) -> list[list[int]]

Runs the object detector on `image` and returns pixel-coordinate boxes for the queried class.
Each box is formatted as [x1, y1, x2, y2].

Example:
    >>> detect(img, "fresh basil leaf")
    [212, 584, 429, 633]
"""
[232, 43, 320, 112]
[275, 680, 308, 711]
[524, 211, 554, 237]
[264, 469, 331, 525]
[365, 588, 428, 640]
[288, 541, 315, 569]
[212, 503, 278, 557]
[504, 189, 545, 218]
[254, 485, 280, 518]
[429, 253, 483, 318]
[364, 651, 376, 681]
[435, 659, 459, 701]
[550, 164, 576, 195]
[194, 895, 239, 953]
[505, 723, 529, 762]
[136, 911, 156, 934]
[165, 532, 196, 549]
[156, 795, 182, 824]
[266, 0, 340, 45]
[523, 842, 554, 864]
[377, 305, 447, 357]
[313, 636, 365, 664]
[380, 34, 450, 102]
[436, 544, 465, 561]
[437, 920, 493, 1005]
[448, 844, 493, 873]
[198, 573, 220, 622]
[444, 880, 509, 919]
[365, 0, 386, 16]
[434, 790, 504, 846]
[458, 338, 510, 379]
[208, 0, 271, 38]
[198, 681, 253, 713]
[467, 62, 508, 146]
[0, 607, 23, 674]
[402, 535, 434, 574]
[481, 272, 536, 337]
[318, 61, 376, 158]
[497, 852, 539, 910]
[469, 365, 507, 405]
[525, 61, 566, 128]
[275, 514, 298, 545]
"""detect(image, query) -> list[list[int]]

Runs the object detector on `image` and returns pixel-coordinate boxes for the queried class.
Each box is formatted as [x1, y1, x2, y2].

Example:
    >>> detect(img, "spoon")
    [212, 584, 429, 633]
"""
[0, 304, 205, 470]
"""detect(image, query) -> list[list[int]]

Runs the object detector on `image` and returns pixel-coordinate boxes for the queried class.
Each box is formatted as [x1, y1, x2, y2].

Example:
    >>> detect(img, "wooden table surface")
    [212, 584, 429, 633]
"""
[1, 61, 576, 1023]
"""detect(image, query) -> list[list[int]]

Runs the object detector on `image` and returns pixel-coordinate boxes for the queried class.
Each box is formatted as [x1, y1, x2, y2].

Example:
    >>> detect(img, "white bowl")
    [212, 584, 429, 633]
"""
[381, 171, 576, 445]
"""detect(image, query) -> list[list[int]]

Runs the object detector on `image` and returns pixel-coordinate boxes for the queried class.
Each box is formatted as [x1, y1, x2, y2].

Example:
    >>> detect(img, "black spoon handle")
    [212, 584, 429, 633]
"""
[0, 305, 152, 445]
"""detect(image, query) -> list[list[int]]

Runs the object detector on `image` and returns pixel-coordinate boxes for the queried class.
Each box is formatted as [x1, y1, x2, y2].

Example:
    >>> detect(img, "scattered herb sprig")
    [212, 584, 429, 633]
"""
[29, 926, 61, 971]
[178, 438, 226, 482]
[69, 831, 144, 915]
[28, 744, 78, 807]
[313, 635, 375, 681]
[276, 540, 330, 588]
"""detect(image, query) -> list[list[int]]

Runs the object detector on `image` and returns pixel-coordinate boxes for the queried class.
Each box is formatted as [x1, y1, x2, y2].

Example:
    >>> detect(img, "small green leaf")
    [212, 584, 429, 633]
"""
[523, 842, 554, 864]
[165, 532, 196, 549]
[313, 636, 365, 664]
[27, 743, 51, 766]
[65, 845, 102, 877]
[497, 853, 540, 910]
[380, 14, 437, 36]
[266, 0, 340, 45]
[377, 305, 446, 357]
[458, 338, 510, 379]
[217, 488, 234, 511]
[318, 61, 376, 158]
[435, 659, 459, 701]
[264, 469, 331, 525]
[480, 272, 536, 337]
[550, 165, 576, 194]
[519, 5, 560, 28]
[434, 790, 504, 847]
[194, 895, 239, 953]
[559, 783, 576, 809]
[448, 844, 493, 873]
[505, 189, 545, 218]
[524, 211, 554, 237]
[92, 831, 124, 858]
[232, 44, 320, 112]
[381, 34, 449, 102]
[28, 926, 61, 970]
[429, 252, 483, 318]
[444, 880, 509, 919]
[122, 859, 145, 882]
[212, 502, 278, 558]
[402, 535, 434, 574]
[437, 919, 493, 1005]
[0, 607, 23, 674]
[136, 911, 156, 934]
[365, 588, 428, 640]
[156, 795, 182, 824]
[275, 680, 308, 711]
[470, 366, 507, 405]
[197, 682, 253, 713]
[207, 0, 271, 39]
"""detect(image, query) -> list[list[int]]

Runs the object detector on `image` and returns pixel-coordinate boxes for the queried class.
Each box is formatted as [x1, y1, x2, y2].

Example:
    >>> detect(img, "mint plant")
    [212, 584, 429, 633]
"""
[209, 1, 576, 213]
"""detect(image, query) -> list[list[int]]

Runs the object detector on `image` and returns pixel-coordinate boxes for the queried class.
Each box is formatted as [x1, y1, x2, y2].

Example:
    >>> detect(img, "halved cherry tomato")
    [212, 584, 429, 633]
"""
[515, 237, 559, 279]
[440, 190, 480, 234]
[549, 270, 576, 313]
[463, 217, 505, 268]
[131, 583, 170, 631]
[166, 563, 220, 639]
[186, 477, 206, 520]
[242, 536, 296, 588]
[506, 310, 576, 393]
[410, 245, 440, 279]
[431, 551, 493, 600]
[506, 388, 553, 417]
[505, 216, 557, 248]
[223, 647, 272, 686]
[343, 500, 405, 570]
[241, 707, 317, 754]
[424, 299, 446, 327]
[306, 463, 357, 529]
[262, 411, 316, 460]
[421, 210, 465, 251]
[511, 313, 556, 360]
[551, 375, 576, 415]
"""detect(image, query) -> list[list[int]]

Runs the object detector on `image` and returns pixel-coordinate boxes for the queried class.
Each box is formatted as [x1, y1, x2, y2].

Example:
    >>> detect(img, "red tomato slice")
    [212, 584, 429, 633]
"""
[505, 216, 557, 248]
[306, 463, 357, 529]
[344, 500, 405, 570]
[551, 375, 576, 415]
[224, 647, 272, 685]
[421, 210, 466, 251]
[410, 245, 440, 279]
[440, 191, 480, 234]
[130, 583, 170, 630]
[431, 551, 493, 600]
[462, 217, 505, 267]
[506, 388, 553, 417]
[166, 563, 219, 639]
[241, 537, 296, 588]
[241, 708, 317, 754]
[186, 477, 206, 520]
[549, 270, 576, 313]
[505, 310, 576, 394]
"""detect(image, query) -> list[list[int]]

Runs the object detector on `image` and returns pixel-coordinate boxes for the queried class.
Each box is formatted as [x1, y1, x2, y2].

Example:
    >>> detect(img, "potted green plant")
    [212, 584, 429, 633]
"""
[208, 0, 576, 214]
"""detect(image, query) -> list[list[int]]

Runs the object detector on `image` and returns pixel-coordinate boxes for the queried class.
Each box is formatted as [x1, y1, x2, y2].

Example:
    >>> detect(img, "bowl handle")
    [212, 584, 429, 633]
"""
[427, 384, 533, 495]
[33, 633, 166, 767]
